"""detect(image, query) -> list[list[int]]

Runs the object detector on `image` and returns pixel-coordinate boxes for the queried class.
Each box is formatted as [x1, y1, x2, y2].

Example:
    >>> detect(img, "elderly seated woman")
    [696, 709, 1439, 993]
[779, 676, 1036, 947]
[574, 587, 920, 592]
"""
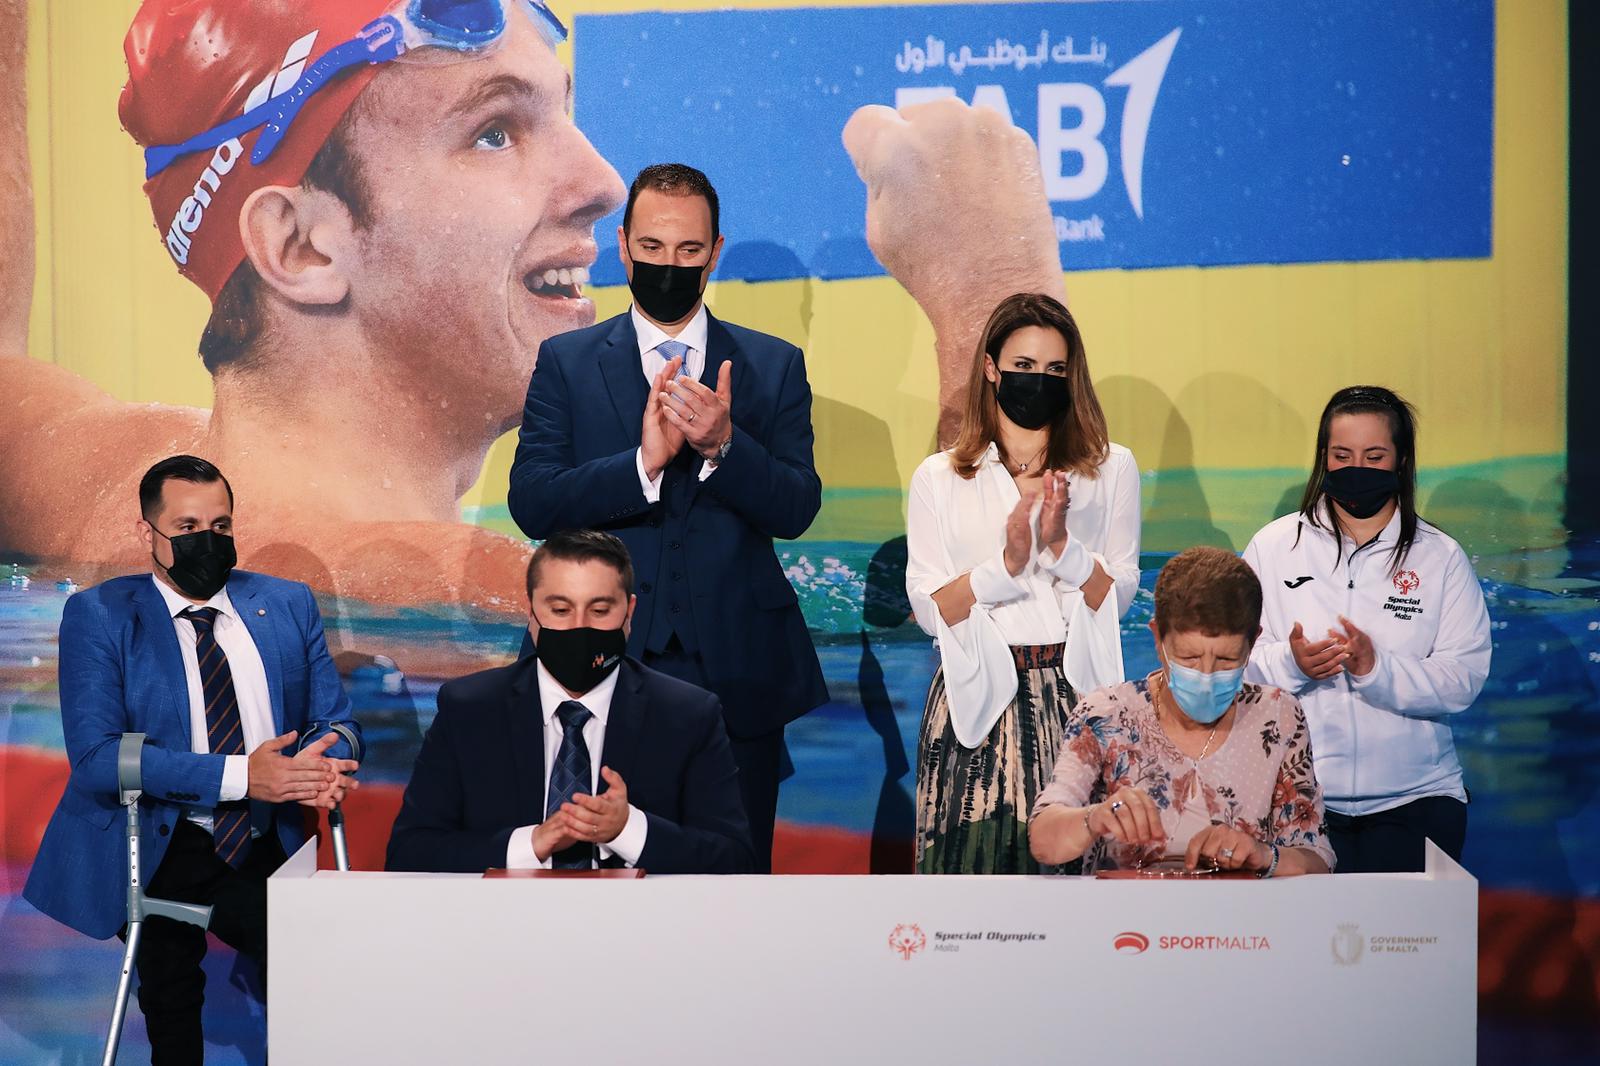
[1029, 547, 1335, 876]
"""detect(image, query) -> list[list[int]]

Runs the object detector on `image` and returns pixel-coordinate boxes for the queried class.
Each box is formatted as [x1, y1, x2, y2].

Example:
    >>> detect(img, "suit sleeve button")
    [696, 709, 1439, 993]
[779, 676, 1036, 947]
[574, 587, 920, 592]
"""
[158, 824, 170, 837]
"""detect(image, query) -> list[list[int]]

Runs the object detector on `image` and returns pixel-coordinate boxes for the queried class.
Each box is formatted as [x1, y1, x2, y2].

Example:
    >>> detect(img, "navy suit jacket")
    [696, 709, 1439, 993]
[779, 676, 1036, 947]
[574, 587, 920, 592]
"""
[24, 571, 359, 939]
[507, 310, 828, 737]
[385, 656, 753, 874]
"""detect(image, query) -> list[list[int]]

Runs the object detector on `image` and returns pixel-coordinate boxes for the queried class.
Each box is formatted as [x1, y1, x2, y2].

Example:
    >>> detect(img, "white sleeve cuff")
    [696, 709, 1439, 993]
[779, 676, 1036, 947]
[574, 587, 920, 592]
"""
[1347, 650, 1386, 691]
[505, 825, 553, 870]
[697, 458, 717, 482]
[635, 448, 664, 504]
[598, 804, 649, 867]
[969, 552, 1028, 606]
[1039, 537, 1095, 587]
[219, 755, 248, 802]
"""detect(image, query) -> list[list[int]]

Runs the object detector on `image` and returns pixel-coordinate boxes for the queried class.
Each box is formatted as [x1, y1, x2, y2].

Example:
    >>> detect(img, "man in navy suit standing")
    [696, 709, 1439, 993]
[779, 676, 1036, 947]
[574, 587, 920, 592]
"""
[509, 164, 827, 872]
[24, 455, 360, 1065]
[386, 530, 753, 874]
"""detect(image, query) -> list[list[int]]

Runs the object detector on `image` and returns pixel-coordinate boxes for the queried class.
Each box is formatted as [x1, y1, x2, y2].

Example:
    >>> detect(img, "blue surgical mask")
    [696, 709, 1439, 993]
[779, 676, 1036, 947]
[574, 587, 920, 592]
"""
[1164, 661, 1245, 725]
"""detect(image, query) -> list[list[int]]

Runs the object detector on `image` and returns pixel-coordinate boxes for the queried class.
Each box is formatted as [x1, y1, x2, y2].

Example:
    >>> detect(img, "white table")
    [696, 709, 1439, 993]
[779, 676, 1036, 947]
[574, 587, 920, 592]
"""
[269, 842, 1475, 1064]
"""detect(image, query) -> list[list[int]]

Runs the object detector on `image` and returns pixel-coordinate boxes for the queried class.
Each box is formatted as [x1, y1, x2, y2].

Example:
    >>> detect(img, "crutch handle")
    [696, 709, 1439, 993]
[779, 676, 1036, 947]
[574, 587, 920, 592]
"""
[143, 898, 213, 927]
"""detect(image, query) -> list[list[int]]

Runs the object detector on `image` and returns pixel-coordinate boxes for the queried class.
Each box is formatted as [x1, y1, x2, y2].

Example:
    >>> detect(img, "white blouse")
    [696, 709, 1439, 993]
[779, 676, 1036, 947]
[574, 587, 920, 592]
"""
[905, 442, 1142, 747]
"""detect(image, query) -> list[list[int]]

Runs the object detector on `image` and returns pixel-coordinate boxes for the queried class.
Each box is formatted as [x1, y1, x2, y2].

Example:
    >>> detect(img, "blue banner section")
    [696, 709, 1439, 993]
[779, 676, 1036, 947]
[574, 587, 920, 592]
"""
[575, 1, 1493, 282]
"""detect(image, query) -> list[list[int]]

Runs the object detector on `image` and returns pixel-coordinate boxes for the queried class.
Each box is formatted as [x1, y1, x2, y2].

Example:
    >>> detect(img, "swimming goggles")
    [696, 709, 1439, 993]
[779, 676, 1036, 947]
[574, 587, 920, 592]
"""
[143, 0, 567, 180]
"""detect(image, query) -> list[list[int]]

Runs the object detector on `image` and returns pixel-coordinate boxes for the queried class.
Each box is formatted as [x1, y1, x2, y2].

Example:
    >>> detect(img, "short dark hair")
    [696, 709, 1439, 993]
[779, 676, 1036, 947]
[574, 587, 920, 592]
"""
[197, 102, 375, 374]
[622, 163, 720, 243]
[139, 455, 234, 522]
[526, 530, 636, 600]
[1153, 547, 1262, 640]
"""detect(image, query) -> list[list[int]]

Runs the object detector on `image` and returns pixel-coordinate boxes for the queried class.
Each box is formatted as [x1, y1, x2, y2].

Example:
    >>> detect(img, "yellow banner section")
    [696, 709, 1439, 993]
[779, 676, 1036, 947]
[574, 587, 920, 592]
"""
[23, 1, 1567, 553]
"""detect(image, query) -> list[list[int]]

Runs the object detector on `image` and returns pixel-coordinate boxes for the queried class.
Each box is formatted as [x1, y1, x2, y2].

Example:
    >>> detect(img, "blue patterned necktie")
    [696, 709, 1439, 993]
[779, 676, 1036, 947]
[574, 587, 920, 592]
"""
[181, 607, 252, 868]
[655, 338, 692, 378]
[546, 700, 595, 870]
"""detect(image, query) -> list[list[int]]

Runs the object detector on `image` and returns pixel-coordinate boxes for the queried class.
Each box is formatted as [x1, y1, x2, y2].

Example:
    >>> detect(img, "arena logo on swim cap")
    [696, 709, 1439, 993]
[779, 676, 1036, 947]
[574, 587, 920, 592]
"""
[161, 32, 319, 267]
[163, 139, 245, 266]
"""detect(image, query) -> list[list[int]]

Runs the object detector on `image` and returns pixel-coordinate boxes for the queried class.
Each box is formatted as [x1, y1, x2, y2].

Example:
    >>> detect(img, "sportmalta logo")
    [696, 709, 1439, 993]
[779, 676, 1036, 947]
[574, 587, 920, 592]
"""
[1113, 931, 1150, 954]
[887, 924, 927, 961]
[1332, 923, 1364, 965]
[1393, 570, 1421, 595]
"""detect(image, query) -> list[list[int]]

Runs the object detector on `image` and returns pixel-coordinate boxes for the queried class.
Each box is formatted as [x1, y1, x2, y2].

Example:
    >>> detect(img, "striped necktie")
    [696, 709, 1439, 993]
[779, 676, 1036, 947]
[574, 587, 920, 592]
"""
[545, 700, 595, 870]
[656, 338, 692, 378]
[181, 607, 252, 868]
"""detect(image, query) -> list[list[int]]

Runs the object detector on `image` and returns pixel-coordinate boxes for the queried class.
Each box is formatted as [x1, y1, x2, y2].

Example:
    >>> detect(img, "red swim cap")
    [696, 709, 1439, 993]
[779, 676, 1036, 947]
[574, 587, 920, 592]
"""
[120, 1, 394, 301]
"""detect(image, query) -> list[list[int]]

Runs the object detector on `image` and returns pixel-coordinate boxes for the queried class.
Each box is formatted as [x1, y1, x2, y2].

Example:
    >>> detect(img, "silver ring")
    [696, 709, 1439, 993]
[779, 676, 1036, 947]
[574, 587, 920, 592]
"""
[1219, 847, 1234, 860]
[1110, 801, 1124, 813]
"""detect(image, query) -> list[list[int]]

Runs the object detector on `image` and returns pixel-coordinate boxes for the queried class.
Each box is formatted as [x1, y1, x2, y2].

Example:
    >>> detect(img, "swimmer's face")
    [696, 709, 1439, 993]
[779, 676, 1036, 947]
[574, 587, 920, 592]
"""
[337, 8, 624, 431]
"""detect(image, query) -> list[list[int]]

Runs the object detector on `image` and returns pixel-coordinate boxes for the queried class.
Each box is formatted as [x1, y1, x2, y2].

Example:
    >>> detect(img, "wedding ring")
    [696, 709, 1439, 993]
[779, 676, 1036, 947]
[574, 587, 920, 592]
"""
[1110, 801, 1124, 813]
[1219, 847, 1234, 860]
[688, 412, 697, 422]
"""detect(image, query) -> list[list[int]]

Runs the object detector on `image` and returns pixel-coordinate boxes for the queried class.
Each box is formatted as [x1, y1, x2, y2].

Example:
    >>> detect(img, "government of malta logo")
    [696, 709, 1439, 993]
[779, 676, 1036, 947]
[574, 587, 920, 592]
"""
[1332, 923, 1364, 965]
[1393, 570, 1421, 595]
[888, 924, 927, 961]
[1112, 931, 1149, 955]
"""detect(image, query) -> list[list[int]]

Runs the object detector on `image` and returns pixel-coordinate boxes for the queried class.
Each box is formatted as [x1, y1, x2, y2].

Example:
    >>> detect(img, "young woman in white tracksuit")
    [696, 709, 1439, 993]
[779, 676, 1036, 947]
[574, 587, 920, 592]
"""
[1243, 386, 1491, 873]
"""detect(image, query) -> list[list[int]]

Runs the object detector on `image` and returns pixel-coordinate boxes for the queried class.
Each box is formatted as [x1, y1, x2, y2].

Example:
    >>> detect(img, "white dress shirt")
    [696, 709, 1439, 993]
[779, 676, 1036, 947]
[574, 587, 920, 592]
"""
[905, 443, 1142, 747]
[630, 302, 718, 501]
[503, 661, 650, 869]
[1243, 508, 1491, 815]
[152, 575, 275, 831]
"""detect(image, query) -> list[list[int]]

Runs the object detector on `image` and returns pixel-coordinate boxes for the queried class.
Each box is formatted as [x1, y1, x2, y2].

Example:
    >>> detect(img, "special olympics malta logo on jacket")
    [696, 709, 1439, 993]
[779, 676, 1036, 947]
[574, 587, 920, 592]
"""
[1393, 570, 1421, 595]
[887, 924, 927, 960]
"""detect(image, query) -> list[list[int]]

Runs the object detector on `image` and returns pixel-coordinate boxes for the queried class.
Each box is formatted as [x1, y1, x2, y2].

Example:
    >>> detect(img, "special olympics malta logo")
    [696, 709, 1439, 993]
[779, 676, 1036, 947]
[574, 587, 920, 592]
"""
[887, 924, 927, 961]
[1393, 570, 1421, 595]
[1332, 923, 1364, 966]
[1112, 931, 1150, 955]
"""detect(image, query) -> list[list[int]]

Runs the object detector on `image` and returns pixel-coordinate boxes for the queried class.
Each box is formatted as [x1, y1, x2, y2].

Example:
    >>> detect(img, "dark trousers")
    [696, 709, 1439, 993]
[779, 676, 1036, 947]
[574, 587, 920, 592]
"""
[1326, 795, 1467, 873]
[644, 640, 782, 874]
[129, 819, 285, 1065]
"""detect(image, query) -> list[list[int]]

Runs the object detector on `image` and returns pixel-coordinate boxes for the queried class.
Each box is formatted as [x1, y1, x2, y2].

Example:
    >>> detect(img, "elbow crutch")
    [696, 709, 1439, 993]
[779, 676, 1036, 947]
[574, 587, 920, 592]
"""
[300, 721, 362, 871]
[322, 722, 361, 872]
[104, 733, 213, 1066]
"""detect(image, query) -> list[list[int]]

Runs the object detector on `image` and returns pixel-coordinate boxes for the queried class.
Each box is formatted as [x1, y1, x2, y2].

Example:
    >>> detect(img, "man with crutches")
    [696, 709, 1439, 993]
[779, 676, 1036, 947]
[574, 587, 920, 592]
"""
[24, 455, 360, 1065]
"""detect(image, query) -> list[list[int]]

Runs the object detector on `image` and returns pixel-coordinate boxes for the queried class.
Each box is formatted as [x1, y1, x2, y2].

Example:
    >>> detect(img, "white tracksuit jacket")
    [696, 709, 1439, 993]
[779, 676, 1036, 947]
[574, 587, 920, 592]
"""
[1242, 507, 1491, 817]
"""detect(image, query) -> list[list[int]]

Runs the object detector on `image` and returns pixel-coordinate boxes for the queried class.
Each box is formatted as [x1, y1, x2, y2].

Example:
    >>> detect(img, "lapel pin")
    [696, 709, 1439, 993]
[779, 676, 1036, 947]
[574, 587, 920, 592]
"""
[257, 608, 267, 616]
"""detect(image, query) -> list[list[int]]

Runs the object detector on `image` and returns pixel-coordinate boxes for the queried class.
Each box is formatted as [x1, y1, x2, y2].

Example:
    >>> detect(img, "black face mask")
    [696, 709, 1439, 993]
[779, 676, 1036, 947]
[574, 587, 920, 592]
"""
[1323, 465, 1399, 519]
[153, 528, 237, 601]
[532, 618, 627, 694]
[628, 258, 706, 324]
[994, 370, 1071, 430]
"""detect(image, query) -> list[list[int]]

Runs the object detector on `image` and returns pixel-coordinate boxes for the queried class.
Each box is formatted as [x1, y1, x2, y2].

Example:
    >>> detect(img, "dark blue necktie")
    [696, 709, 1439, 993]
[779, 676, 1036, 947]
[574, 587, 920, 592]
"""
[181, 607, 251, 868]
[546, 700, 595, 870]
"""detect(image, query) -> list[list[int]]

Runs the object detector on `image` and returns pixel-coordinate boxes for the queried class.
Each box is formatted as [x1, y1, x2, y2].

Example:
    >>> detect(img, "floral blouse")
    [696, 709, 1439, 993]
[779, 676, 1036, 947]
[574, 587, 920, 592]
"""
[1031, 673, 1337, 873]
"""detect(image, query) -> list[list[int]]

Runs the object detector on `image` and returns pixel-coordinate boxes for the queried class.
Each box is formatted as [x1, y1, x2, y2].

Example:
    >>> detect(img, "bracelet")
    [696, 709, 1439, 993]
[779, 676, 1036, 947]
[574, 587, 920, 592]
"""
[1082, 807, 1096, 839]
[1257, 842, 1280, 879]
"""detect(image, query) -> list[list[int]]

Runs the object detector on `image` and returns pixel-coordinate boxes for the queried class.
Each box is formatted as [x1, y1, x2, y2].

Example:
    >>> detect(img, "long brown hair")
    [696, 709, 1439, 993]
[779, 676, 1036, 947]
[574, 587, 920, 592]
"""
[1294, 385, 1423, 575]
[950, 293, 1109, 480]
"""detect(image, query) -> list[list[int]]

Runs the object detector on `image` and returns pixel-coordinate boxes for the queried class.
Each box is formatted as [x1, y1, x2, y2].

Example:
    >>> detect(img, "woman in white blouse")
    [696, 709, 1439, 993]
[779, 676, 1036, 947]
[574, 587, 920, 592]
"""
[905, 293, 1141, 874]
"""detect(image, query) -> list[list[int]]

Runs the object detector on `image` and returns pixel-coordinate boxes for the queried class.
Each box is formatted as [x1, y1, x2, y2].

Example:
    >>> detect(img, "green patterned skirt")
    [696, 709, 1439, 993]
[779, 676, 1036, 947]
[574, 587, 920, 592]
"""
[914, 644, 1077, 874]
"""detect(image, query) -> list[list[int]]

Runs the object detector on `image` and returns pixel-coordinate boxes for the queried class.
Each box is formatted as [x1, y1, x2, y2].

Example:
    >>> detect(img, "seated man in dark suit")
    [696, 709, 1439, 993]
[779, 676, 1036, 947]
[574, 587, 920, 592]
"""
[386, 530, 753, 874]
